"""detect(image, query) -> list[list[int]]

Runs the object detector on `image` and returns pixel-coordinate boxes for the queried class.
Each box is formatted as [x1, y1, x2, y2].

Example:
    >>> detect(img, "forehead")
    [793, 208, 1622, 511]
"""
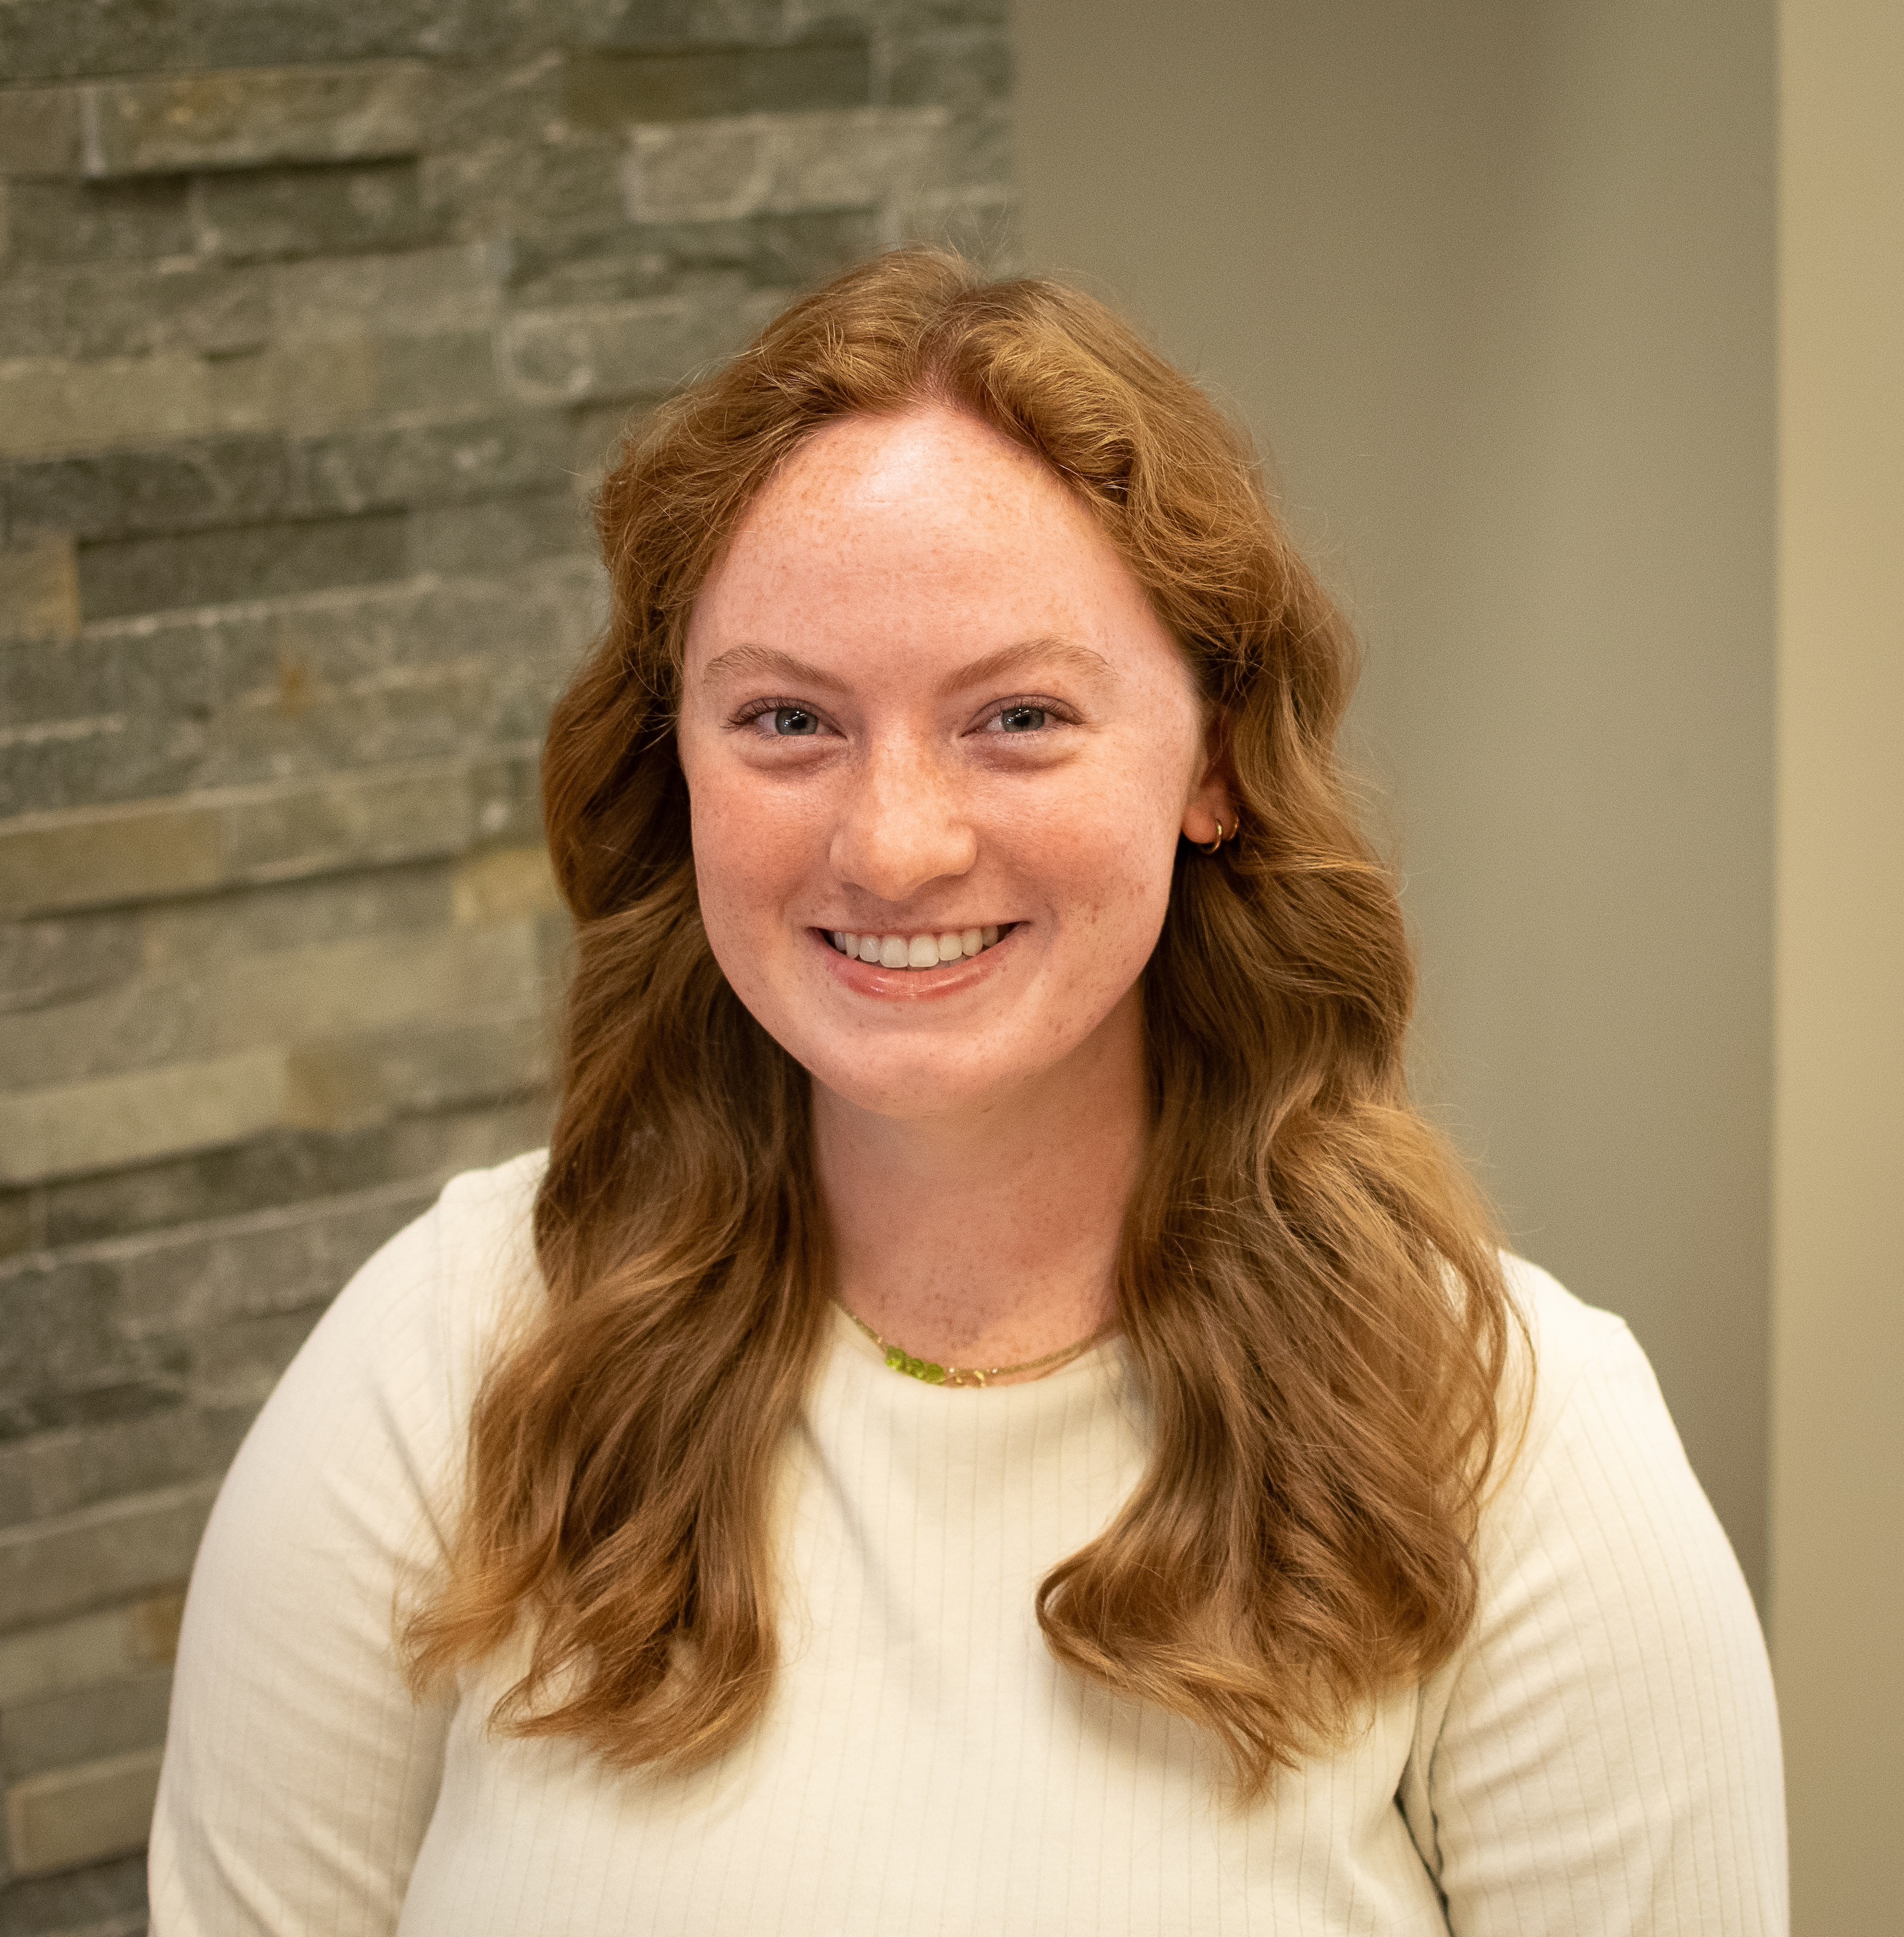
[686, 404, 1158, 667]
[740, 403, 1087, 544]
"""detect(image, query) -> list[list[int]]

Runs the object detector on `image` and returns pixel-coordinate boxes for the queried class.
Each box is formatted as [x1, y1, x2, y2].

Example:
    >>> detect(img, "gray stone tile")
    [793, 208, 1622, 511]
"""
[286, 1008, 556, 1136]
[0, 757, 509, 920]
[468, 748, 547, 847]
[0, 800, 226, 923]
[887, 30, 1012, 110]
[623, 103, 948, 223]
[0, 538, 80, 646]
[0, 705, 215, 821]
[497, 282, 784, 403]
[0, 352, 215, 466]
[0, 0, 632, 81]
[104, 1184, 435, 1342]
[291, 411, 586, 517]
[875, 0, 1009, 25]
[932, 98, 1011, 192]
[269, 241, 505, 343]
[32, 1125, 411, 1254]
[83, 65, 430, 180]
[887, 181, 1013, 276]
[0, 1197, 35, 1272]
[407, 492, 592, 575]
[0, 898, 548, 1094]
[193, 158, 445, 264]
[0, 916, 143, 1021]
[0, 1592, 183, 1710]
[0, 1849, 145, 1936]
[0, 1480, 213, 1632]
[0, 178, 194, 268]
[1, 435, 300, 545]
[0, 1050, 292, 1187]
[0, 1184, 432, 1445]
[421, 130, 632, 249]
[0, 1405, 252, 1527]
[34, 1097, 545, 1251]
[0, 259, 270, 363]
[207, 759, 487, 887]
[5, 1743, 163, 1879]
[577, 1, 790, 49]
[502, 206, 883, 305]
[0, 411, 586, 545]
[0, 555, 591, 814]
[0, 635, 119, 731]
[564, 34, 871, 129]
[141, 861, 454, 970]
[76, 511, 410, 622]
[1, 1664, 171, 1781]
[0, 88, 81, 180]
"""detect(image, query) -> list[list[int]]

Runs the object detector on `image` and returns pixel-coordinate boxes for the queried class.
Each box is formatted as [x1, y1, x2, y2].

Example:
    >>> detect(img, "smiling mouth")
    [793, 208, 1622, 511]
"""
[825, 924, 1011, 969]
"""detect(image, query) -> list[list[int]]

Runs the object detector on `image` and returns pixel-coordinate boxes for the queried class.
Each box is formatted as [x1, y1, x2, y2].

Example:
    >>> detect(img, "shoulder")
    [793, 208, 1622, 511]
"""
[1487, 1247, 1697, 1503]
[428, 1147, 551, 1344]
[1495, 1251, 1664, 1484]
[434, 1144, 550, 1251]
[237, 1150, 550, 1521]
[1469, 1254, 1769, 1728]
[324, 1148, 547, 1364]
[1481, 1251, 1728, 1606]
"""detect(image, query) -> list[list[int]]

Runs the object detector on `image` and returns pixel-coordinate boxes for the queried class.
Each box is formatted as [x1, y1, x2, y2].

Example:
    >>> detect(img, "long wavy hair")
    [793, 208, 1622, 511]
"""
[406, 248, 1516, 1795]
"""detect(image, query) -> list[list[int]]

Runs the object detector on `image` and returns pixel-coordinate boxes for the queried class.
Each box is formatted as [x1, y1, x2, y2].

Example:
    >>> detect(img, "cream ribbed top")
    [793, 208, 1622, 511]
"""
[150, 1153, 1786, 1934]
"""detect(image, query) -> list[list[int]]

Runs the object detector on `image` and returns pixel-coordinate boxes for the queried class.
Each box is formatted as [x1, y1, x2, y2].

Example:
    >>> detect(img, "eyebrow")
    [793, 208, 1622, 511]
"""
[699, 636, 1115, 696]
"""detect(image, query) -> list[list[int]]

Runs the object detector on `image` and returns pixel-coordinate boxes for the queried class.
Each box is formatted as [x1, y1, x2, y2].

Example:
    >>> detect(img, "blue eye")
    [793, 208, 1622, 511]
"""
[997, 706, 1047, 733]
[772, 706, 820, 736]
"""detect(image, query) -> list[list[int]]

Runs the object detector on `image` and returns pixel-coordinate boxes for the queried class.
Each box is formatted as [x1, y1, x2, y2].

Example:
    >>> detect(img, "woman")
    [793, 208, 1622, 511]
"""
[151, 251, 1784, 1934]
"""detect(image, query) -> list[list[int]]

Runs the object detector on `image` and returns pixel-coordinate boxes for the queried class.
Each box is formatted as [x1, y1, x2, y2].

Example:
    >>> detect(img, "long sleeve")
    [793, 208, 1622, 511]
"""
[1401, 1266, 1787, 1935]
[148, 1158, 542, 1935]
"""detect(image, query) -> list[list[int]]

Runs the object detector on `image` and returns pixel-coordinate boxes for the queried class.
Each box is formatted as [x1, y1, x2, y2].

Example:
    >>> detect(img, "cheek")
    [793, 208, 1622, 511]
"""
[686, 758, 831, 974]
[1045, 789, 1183, 975]
[1085, 832, 1178, 951]
[1059, 728, 1197, 972]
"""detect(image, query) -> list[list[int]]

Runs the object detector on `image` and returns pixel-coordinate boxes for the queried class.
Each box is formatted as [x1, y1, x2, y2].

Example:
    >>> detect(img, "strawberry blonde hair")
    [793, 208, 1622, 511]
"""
[406, 249, 1516, 1793]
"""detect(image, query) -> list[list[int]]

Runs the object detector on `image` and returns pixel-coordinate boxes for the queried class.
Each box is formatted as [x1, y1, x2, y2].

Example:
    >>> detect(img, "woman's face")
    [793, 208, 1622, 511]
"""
[678, 403, 1227, 1121]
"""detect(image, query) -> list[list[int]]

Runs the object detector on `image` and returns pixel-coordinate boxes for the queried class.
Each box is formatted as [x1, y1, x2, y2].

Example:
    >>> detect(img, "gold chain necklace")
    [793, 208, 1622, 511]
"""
[839, 1304, 1112, 1388]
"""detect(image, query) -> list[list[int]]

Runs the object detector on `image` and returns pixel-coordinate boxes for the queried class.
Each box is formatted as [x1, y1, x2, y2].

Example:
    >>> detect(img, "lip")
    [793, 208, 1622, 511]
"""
[812, 923, 1019, 1001]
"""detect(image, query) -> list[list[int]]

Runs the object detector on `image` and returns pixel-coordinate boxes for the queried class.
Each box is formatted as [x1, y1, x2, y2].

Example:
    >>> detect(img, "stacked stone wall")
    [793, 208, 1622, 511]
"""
[0, 4, 1010, 1925]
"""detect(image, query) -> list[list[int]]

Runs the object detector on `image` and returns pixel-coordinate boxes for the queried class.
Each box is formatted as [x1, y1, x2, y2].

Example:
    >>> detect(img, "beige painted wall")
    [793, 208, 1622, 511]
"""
[1772, 0, 1904, 1925]
[1015, 0, 1776, 1599]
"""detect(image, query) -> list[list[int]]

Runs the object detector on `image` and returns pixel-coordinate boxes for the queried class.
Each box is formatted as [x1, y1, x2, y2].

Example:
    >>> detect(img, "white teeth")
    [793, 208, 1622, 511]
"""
[828, 925, 1011, 968]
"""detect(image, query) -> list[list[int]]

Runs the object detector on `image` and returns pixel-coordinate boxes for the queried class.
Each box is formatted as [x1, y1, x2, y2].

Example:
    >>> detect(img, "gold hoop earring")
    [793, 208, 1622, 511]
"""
[1198, 819, 1227, 854]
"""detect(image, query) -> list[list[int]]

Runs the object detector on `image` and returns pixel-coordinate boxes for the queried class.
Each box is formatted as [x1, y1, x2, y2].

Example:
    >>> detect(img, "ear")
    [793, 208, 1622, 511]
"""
[1181, 717, 1238, 848]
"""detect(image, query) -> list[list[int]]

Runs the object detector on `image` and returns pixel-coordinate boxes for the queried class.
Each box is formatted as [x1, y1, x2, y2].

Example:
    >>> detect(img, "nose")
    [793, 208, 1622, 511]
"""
[829, 740, 979, 905]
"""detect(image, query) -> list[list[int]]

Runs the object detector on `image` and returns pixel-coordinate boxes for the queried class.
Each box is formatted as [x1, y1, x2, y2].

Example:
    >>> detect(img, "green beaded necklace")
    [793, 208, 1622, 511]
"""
[839, 1304, 1112, 1388]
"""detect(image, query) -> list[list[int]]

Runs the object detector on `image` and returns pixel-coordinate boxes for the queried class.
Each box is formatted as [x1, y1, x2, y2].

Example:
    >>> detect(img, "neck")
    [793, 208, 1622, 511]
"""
[813, 990, 1146, 1376]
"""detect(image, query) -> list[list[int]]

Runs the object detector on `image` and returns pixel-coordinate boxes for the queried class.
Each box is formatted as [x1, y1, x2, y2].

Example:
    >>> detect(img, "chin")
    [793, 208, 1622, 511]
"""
[794, 1048, 1023, 1122]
